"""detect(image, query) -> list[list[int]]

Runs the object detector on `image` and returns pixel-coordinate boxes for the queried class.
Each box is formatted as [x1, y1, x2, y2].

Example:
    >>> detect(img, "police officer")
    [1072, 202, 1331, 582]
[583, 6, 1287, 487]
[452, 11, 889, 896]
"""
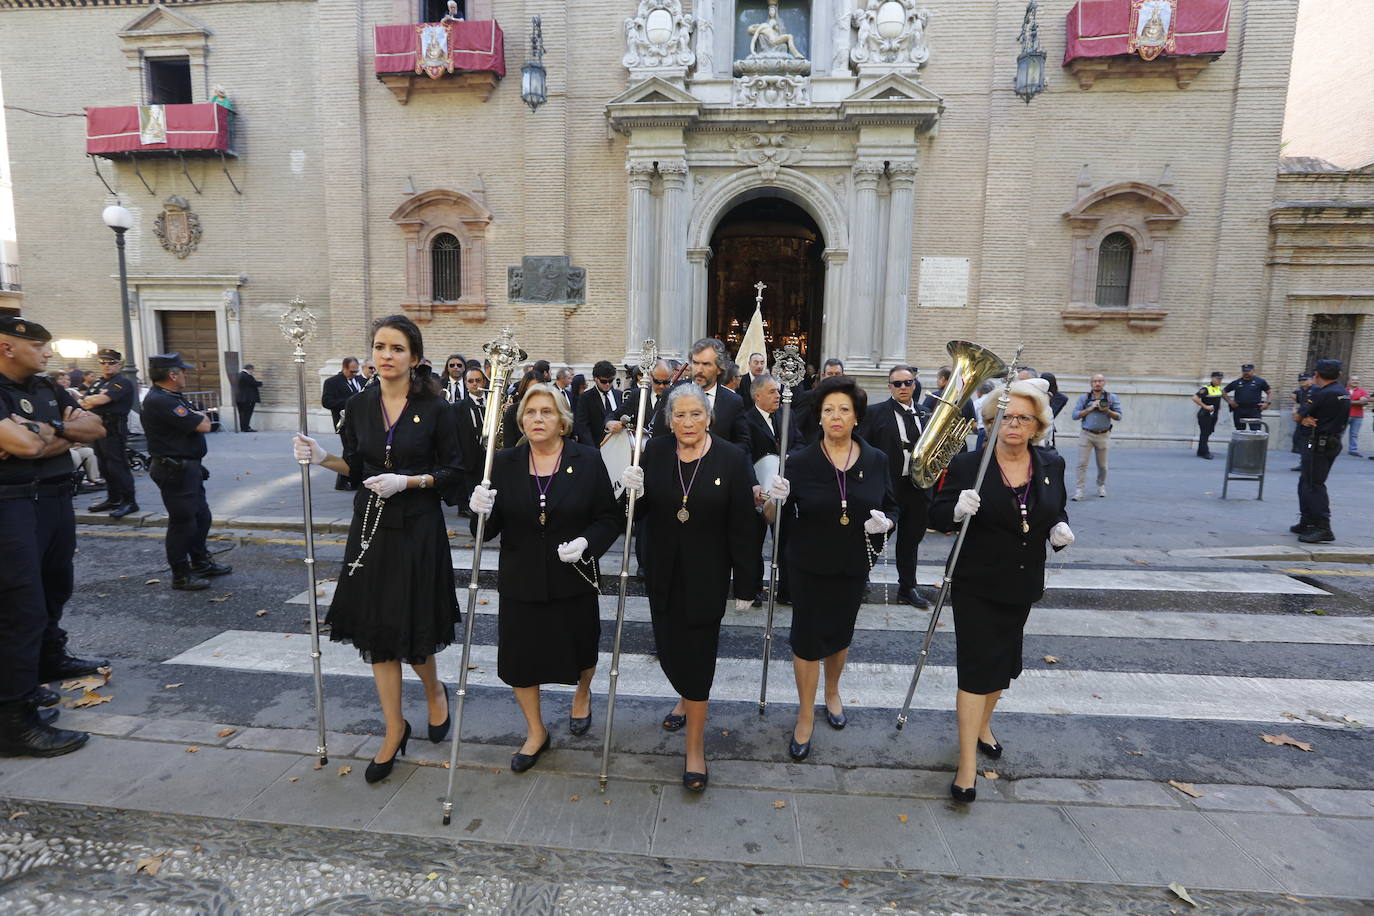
[142, 353, 231, 591]
[1291, 359, 1350, 544]
[1190, 371, 1225, 459]
[1223, 363, 1270, 430]
[0, 316, 107, 757]
[80, 347, 139, 517]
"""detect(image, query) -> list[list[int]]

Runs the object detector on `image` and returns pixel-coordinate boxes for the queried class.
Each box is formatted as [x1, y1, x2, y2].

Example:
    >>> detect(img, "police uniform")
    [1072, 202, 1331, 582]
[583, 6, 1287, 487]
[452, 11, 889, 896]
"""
[142, 352, 230, 589]
[1223, 366, 1269, 429]
[1294, 359, 1350, 542]
[0, 316, 95, 758]
[1194, 376, 1224, 458]
[85, 348, 138, 516]
[1291, 377, 1313, 458]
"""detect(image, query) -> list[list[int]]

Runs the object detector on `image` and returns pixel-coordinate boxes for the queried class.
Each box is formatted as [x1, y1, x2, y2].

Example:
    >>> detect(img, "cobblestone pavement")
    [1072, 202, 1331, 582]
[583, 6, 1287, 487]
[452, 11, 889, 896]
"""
[0, 801, 1356, 915]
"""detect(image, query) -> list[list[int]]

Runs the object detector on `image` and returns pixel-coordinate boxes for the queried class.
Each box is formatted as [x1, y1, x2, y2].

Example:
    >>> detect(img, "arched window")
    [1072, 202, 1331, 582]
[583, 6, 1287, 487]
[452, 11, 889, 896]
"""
[431, 233, 462, 302]
[1095, 232, 1134, 307]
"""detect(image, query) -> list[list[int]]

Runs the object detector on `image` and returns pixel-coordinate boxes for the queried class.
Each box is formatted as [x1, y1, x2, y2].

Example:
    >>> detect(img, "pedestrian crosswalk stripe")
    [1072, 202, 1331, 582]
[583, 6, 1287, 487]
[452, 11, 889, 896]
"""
[165, 630, 1374, 726]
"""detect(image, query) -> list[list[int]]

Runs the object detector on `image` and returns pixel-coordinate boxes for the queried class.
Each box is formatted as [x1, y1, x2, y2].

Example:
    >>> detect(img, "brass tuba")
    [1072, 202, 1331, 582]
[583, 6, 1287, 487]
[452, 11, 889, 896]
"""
[908, 340, 1007, 488]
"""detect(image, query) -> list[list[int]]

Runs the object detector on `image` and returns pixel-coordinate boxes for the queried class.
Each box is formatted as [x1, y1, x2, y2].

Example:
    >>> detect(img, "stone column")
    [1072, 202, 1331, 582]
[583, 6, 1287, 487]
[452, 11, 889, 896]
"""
[657, 160, 690, 359]
[694, 0, 716, 78]
[822, 248, 848, 363]
[846, 160, 885, 366]
[880, 160, 916, 366]
[831, 0, 855, 74]
[687, 246, 713, 356]
[625, 160, 658, 359]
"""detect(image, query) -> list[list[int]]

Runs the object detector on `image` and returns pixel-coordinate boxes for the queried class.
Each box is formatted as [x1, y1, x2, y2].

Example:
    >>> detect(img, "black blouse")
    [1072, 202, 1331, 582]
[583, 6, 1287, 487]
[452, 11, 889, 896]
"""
[783, 438, 898, 576]
[340, 387, 465, 508]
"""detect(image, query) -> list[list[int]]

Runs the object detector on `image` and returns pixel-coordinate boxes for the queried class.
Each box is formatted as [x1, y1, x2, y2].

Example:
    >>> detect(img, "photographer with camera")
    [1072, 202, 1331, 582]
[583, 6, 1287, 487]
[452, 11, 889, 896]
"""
[1071, 373, 1122, 501]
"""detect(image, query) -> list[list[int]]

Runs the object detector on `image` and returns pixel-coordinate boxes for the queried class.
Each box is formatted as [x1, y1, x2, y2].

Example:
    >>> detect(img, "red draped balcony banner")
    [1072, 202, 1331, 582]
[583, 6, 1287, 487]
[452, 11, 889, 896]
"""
[1064, 0, 1230, 64]
[374, 20, 506, 78]
[85, 102, 232, 156]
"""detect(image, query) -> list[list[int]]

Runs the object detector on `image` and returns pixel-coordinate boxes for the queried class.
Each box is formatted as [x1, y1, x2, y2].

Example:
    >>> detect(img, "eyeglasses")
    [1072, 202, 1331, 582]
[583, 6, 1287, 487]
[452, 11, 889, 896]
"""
[889, 379, 916, 387]
[1002, 414, 1037, 426]
[652, 377, 672, 385]
[595, 377, 613, 385]
[446, 362, 462, 368]
[98, 359, 119, 365]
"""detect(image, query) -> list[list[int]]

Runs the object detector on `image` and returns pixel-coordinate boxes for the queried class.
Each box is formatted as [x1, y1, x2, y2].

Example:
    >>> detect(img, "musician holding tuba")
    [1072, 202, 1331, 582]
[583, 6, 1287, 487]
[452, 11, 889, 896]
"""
[927, 378, 1074, 803]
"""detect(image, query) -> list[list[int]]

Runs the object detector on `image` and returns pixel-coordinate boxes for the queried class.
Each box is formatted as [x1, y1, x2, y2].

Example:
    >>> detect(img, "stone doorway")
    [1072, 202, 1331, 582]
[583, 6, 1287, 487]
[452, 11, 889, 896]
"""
[708, 197, 825, 368]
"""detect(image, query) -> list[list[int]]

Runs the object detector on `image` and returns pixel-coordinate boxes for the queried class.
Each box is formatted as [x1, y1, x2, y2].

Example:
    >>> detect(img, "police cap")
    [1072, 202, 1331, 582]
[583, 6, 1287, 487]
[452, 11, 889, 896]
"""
[1298, 372, 1312, 381]
[0, 316, 52, 342]
[1313, 359, 1342, 378]
[149, 352, 196, 371]
[1241, 363, 1255, 371]
[96, 347, 123, 362]
[1210, 371, 1223, 379]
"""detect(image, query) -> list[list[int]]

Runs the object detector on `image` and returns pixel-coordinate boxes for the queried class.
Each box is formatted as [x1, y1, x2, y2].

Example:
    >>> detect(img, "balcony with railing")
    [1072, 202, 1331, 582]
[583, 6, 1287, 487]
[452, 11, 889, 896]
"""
[1064, 0, 1230, 89]
[374, 19, 506, 104]
[86, 101, 236, 158]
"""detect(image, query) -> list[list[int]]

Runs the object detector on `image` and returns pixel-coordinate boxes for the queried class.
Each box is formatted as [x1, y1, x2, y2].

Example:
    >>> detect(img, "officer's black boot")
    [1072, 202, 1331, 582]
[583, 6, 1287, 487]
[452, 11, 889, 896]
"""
[1298, 527, 1335, 544]
[190, 554, 233, 577]
[39, 652, 110, 683]
[28, 685, 60, 708]
[109, 501, 140, 519]
[88, 497, 118, 512]
[0, 699, 89, 758]
[172, 563, 211, 591]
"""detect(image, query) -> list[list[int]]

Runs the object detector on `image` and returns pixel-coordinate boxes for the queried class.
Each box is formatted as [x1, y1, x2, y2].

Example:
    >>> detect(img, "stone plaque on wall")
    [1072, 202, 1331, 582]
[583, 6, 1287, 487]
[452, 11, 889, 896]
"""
[917, 257, 969, 309]
[507, 256, 586, 305]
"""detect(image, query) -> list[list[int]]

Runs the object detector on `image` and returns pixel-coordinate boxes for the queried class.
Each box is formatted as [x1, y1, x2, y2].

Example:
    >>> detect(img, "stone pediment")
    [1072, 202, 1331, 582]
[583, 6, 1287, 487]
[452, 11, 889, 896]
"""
[119, 4, 211, 40]
[840, 73, 943, 130]
[844, 72, 942, 104]
[607, 77, 699, 106]
[606, 77, 702, 133]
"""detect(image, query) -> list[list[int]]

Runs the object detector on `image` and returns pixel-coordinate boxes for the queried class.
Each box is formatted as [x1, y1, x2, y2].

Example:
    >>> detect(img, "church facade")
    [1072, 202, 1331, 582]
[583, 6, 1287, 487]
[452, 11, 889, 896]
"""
[1, 0, 1367, 444]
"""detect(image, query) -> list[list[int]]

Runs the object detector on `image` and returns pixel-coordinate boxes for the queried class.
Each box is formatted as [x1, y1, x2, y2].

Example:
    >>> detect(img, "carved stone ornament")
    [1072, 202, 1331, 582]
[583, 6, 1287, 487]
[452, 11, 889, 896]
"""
[623, 0, 695, 83]
[153, 195, 202, 259]
[732, 132, 807, 179]
[507, 256, 586, 306]
[851, 0, 931, 71]
[734, 74, 811, 108]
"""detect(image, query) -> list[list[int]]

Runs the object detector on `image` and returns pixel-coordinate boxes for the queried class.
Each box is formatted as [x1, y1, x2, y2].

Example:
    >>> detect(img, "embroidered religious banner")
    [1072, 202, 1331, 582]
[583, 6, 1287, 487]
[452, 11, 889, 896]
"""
[416, 23, 454, 78]
[375, 21, 506, 78]
[1063, 0, 1229, 64]
[139, 105, 167, 144]
[1128, 0, 1176, 61]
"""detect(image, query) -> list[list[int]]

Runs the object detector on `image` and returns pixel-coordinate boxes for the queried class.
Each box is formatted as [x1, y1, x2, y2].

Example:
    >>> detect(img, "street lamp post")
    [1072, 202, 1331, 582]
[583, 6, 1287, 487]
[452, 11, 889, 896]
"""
[1014, 1, 1047, 104]
[521, 16, 547, 112]
[101, 204, 138, 385]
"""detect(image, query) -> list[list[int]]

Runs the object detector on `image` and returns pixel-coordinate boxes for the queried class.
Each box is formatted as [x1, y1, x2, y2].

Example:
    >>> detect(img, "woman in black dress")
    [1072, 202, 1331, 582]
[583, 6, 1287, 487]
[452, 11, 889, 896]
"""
[467, 383, 619, 772]
[620, 383, 757, 791]
[766, 375, 895, 762]
[928, 378, 1074, 802]
[292, 315, 463, 783]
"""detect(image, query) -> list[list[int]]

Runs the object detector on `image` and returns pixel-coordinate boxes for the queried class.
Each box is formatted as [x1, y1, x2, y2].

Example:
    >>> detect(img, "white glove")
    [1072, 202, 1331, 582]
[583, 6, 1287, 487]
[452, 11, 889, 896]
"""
[864, 509, 894, 535]
[557, 537, 588, 563]
[620, 465, 645, 498]
[734, 598, 753, 611]
[1049, 522, 1075, 548]
[766, 475, 790, 502]
[469, 484, 496, 515]
[363, 473, 408, 499]
[953, 489, 981, 522]
[293, 434, 325, 465]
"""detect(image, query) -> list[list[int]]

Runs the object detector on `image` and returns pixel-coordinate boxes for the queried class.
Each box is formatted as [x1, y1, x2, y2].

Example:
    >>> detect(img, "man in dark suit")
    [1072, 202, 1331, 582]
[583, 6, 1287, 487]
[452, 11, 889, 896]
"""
[451, 365, 488, 517]
[320, 357, 363, 490]
[744, 373, 802, 604]
[654, 339, 751, 452]
[235, 364, 262, 431]
[737, 351, 768, 403]
[619, 359, 673, 436]
[858, 365, 932, 608]
[574, 360, 623, 446]
[553, 366, 576, 412]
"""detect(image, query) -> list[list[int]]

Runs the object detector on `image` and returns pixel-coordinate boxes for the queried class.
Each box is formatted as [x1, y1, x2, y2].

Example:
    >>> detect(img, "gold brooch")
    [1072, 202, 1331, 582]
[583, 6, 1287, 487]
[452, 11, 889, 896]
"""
[412, 415, 420, 423]
[714, 477, 721, 485]
[566, 466, 573, 473]
[1043, 477, 1049, 485]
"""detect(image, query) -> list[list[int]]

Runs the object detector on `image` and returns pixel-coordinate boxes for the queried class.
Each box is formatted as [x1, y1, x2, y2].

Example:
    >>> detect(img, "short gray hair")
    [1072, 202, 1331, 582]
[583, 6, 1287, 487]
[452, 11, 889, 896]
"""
[689, 337, 728, 369]
[750, 374, 778, 402]
[981, 379, 1053, 445]
[517, 382, 575, 437]
[665, 381, 711, 421]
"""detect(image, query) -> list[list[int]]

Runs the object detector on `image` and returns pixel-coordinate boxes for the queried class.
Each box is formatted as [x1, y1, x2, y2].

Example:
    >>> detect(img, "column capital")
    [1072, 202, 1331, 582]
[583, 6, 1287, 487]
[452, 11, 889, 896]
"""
[686, 246, 714, 265]
[627, 160, 656, 189]
[852, 160, 884, 190]
[658, 159, 689, 187]
[887, 160, 918, 188]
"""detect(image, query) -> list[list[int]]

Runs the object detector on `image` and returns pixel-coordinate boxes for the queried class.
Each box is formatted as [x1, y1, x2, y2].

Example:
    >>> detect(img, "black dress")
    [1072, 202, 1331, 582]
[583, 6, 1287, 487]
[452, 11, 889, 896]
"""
[639, 434, 757, 701]
[478, 440, 620, 687]
[327, 387, 464, 664]
[928, 447, 1068, 694]
[783, 439, 897, 661]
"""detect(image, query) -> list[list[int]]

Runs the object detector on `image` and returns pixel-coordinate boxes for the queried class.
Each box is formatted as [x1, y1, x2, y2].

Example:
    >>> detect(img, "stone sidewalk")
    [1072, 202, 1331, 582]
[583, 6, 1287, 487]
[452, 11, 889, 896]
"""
[2, 711, 1371, 902]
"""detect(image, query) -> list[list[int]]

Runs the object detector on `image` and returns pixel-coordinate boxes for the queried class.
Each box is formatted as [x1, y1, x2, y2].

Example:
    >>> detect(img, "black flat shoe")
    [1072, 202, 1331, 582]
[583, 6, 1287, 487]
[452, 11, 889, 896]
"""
[662, 712, 686, 731]
[683, 765, 709, 793]
[365, 721, 411, 784]
[569, 706, 591, 737]
[511, 733, 551, 773]
[788, 732, 811, 762]
[825, 708, 847, 730]
[977, 738, 1003, 759]
[950, 779, 977, 803]
[428, 684, 451, 743]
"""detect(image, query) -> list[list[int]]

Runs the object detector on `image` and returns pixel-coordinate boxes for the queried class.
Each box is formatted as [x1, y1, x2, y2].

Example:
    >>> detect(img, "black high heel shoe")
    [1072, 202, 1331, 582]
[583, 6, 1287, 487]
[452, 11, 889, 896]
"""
[825, 706, 847, 730]
[977, 737, 1003, 759]
[950, 777, 977, 803]
[511, 732, 551, 773]
[662, 711, 687, 731]
[682, 764, 709, 793]
[428, 684, 451, 744]
[569, 706, 592, 737]
[788, 726, 812, 762]
[365, 721, 411, 784]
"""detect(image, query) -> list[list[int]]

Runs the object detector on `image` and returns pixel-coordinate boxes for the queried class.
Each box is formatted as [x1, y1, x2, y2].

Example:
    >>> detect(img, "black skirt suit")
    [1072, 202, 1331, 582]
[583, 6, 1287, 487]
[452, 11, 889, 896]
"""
[783, 439, 897, 660]
[638, 434, 759, 701]
[928, 446, 1068, 694]
[477, 441, 620, 687]
[328, 388, 465, 664]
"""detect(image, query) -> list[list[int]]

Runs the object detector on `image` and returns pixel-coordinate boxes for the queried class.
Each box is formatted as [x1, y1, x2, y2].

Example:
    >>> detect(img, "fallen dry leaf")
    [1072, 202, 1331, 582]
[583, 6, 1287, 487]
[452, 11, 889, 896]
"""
[217, 728, 236, 738]
[185, 746, 199, 753]
[1168, 882, 1200, 907]
[61, 674, 107, 692]
[1168, 780, 1204, 799]
[164, 683, 184, 690]
[145, 578, 161, 585]
[255, 609, 269, 617]
[69, 690, 112, 708]
[1281, 711, 1301, 720]
[1261, 733, 1314, 752]
[569, 795, 580, 802]
[467, 664, 478, 670]
[721, 729, 731, 736]
[135, 855, 163, 876]
[1283, 895, 1306, 904]
[897, 814, 909, 824]
[338, 765, 352, 776]
[982, 770, 999, 780]
[1043, 655, 1059, 664]
[839, 878, 851, 889]
[427, 871, 439, 880]
[773, 800, 787, 808]
[690, 876, 706, 884]
[288, 777, 300, 783]
[208, 593, 233, 603]
[7, 811, 29, 820]
[1126, 750, 1145, 756]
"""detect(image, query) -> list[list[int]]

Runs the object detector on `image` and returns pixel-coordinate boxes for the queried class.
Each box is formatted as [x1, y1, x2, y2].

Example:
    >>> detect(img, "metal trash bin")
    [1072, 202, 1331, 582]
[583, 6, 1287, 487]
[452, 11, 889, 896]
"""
[1223, 421, 1268, 499]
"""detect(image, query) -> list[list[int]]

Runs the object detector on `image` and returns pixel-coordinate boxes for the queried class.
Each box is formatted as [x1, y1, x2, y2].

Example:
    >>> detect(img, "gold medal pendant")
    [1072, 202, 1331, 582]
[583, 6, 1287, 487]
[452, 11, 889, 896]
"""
[540, 511, 547, 526]
[840, 512, 850, 526]
[677, 506, 690, 523]
[1021, 521, 1030, 534]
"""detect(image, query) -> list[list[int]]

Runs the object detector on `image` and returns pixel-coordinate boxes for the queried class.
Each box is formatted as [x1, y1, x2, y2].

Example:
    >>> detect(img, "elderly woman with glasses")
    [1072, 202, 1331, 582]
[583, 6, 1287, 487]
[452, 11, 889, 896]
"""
[620, 382, 758, 792]
[928, 378, 1074, 803]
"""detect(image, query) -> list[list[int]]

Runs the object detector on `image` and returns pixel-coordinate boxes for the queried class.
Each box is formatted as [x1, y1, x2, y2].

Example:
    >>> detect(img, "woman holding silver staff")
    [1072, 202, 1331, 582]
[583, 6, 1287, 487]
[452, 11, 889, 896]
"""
[764, 375, 896, 762]
[467, 383, 619, 772]
[292, 314, 464, 784]
[619, 382, 758, 792]
[928, 378, 1074, 803]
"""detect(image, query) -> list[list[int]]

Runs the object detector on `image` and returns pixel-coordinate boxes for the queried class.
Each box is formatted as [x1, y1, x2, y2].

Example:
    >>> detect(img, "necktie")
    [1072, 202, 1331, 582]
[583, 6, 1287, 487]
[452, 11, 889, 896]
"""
[771, 412, 781, 440]
[604, 391, 612, 413]
[901, 407, 917, 442]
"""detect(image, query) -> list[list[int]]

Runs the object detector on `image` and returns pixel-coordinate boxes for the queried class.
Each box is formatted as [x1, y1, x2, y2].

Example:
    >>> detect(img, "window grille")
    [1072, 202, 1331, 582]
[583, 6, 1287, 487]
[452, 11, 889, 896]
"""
[431, 233, 462, 302]
[1095, 232, 1134, 307]
[1305, 314, 1357, 374]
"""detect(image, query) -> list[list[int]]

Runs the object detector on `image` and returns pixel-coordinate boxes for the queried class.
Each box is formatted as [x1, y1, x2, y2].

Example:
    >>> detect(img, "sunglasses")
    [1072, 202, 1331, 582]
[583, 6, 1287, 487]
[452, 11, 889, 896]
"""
[651, 377, 672, 385]
[98, 359, 120, 365]
[889, 379, 916, 387]
[595, 377, 613, 384]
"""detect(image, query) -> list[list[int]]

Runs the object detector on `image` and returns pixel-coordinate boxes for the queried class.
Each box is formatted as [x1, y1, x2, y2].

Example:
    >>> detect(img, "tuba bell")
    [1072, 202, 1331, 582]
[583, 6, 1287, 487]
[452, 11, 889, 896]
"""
[908, 340, 1007, 488]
